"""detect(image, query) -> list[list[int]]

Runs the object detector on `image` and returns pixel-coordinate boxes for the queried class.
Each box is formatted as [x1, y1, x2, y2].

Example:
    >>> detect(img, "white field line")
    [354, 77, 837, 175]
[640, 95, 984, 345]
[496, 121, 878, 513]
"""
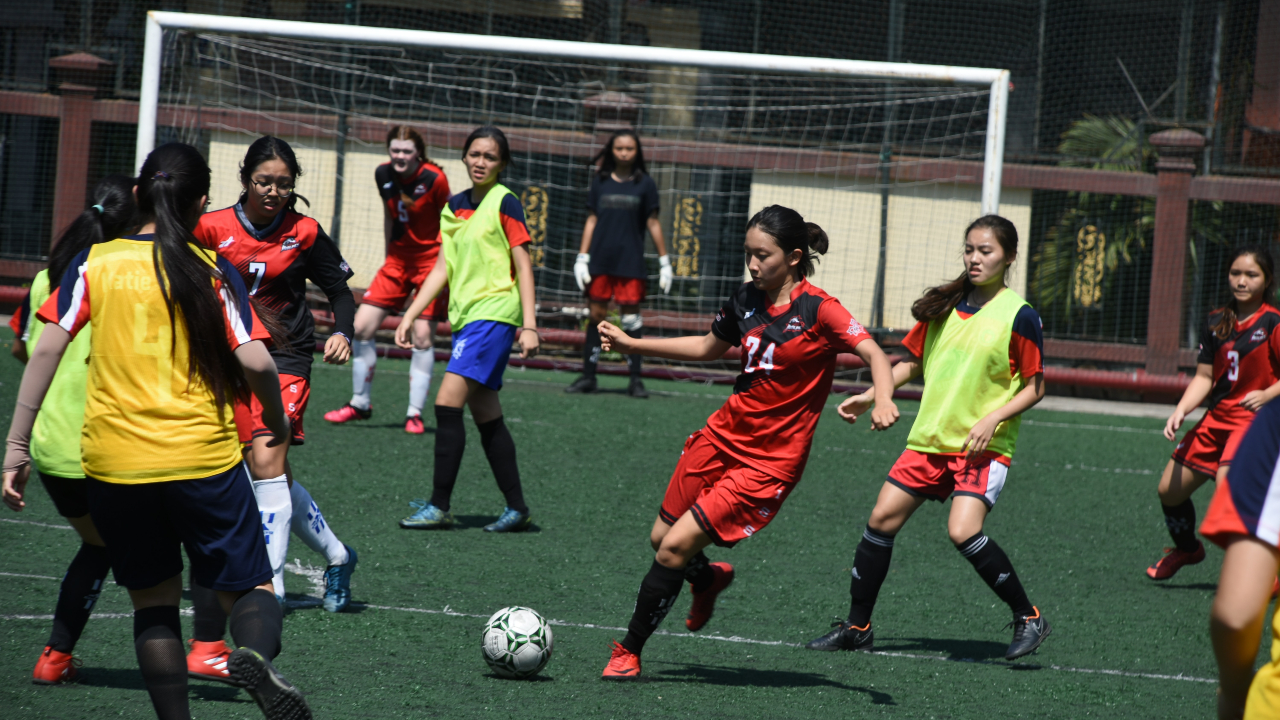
[1022, 419, 1163, 434]
[1, 517, 74, 530]
[0, 571, 58, 580]
[0, 564, 1214, 684]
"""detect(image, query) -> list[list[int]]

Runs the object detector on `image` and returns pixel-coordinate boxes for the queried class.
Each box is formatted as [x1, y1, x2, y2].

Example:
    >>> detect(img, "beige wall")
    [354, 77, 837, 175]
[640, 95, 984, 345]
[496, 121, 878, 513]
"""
[748, 171, 1032, 330]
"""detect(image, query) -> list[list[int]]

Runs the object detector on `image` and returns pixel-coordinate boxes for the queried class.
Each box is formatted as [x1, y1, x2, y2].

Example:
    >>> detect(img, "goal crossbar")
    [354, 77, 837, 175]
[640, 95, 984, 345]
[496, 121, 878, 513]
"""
[136, 10, 1010, 212]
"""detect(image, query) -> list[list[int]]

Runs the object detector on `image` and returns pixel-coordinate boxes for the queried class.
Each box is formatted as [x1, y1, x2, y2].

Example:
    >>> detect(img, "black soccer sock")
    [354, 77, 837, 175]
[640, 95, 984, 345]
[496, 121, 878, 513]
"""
[477, 416, 528, 514]
[46, 542, 110, 653]
[847, 527, 896, 627]
[956, 532, 1035, 618]
[583, 324, 601, 379]
[189, 576, 227, 643]
[684, 551, 715, 593]
[625, 328, 643, 379]
[227, 588, 283, 660]
[133, 605, 189, 720]
[1162, 499, 1200, 554]
[429, 405, 467, 512]
[620, 560, 686, 656]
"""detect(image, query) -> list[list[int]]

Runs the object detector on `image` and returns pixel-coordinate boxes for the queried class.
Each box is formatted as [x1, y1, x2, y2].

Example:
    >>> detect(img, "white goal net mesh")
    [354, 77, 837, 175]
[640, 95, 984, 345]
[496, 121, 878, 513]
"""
[156, 29, 1016, 378]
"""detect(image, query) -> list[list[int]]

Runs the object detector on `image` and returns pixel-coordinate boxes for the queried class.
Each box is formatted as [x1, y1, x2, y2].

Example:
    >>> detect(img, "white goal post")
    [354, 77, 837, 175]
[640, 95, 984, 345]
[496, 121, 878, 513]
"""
[135, 10, 1010, 215]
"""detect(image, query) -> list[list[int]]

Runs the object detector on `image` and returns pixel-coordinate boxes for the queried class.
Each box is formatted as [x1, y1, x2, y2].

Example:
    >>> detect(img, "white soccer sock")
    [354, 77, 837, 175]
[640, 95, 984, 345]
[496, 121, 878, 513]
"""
[252, 475, 292, 600]
[350, 339, 377, 411]
[289, 481, 348, 567]
[408, 348, 434, 417]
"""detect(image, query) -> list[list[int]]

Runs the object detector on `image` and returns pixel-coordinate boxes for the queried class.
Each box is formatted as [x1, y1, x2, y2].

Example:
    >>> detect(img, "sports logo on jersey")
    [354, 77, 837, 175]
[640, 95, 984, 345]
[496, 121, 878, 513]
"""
[847, 318, 865, 336]
[784, 316, 805, 333]
[414, 183, 427, 196]
[744, 308, 755, 319]
[1253, 328, 1268, 342]
[280, 236, 300, 251]
[340, 261, 351, 274]
[218, 237, 236, 249]
[382, 181, 393, 190]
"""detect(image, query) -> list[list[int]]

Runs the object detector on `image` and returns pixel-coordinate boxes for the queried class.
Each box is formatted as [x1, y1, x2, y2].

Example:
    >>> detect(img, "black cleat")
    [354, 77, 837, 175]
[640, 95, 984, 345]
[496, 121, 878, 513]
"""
[627, 378, 649, 399]
[565, 375, 597, 394]
[804, 619, 874, 652]
[227, 647, 312, 720]
[1005, 607, 1051, 660]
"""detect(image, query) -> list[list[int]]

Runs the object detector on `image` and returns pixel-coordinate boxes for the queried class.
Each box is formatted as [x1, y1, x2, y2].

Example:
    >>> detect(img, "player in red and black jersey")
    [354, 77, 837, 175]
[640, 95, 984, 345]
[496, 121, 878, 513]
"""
[593, 205, 899, 679]
[188, 136, 360, 681]
[1146, 245, 1280, 581]
[325, 126, 452, 434]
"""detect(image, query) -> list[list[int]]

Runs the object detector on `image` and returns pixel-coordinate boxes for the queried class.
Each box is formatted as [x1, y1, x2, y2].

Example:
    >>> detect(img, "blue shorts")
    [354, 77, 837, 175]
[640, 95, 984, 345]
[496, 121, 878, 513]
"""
[87, 463, 271, 591]
[447, 319, 516, 390]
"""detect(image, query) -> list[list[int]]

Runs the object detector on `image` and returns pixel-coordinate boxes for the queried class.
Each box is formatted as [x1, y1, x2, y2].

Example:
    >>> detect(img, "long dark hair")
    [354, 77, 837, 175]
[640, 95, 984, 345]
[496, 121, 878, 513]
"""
[911, 215, 1019, 323]
[461, 125, 512, 174]
[745, 205, 829, 278]
[590, 130, 647, 180]
[49, 174, 136, 291]
[238, 135, 309, 212]
[137, 143, 245, 409]
[1211, 245, 1277, 340]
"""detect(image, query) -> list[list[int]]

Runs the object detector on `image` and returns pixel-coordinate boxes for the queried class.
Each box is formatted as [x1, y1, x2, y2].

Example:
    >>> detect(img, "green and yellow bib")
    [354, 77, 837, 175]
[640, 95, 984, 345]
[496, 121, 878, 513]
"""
[439, 184, 523, 331]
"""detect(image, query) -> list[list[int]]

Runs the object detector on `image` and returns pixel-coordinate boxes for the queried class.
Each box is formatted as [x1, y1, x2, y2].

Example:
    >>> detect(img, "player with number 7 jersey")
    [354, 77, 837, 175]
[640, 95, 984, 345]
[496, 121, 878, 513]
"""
[594, 206, 899, 680]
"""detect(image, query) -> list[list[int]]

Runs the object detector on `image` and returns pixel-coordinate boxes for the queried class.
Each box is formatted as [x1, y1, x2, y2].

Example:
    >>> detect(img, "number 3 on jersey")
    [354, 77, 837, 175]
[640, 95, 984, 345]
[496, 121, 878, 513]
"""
[1228, 349, 1240, 381]
[743, 335, 776, 374]
[248, 262, 266, 296]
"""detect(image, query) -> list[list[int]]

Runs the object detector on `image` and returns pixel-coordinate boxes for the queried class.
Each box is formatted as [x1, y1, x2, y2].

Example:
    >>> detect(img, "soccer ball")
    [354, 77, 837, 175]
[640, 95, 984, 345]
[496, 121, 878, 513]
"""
[481, 606, 554, 679]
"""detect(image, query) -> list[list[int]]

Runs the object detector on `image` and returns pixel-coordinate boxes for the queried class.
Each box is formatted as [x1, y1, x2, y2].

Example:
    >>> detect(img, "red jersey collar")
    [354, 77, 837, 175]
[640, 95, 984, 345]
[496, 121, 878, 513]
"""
[1236, 303, 1278, 331]
[766, 278, 811, 316]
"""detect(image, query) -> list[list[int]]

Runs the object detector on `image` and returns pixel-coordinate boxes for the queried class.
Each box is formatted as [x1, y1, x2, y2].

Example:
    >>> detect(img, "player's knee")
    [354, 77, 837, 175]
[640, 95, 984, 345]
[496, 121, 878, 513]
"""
[947, 524, 978, 546]
[654, 545, 687, 569]
[867, 507, 904, 536]
[621, 313, 643, 333]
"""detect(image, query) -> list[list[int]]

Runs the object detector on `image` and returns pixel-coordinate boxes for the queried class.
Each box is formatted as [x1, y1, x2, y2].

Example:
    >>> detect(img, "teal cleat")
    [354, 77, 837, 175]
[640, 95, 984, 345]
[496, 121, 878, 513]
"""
[484, 507, 532, 533]
[323, 545, 357, 613]
[399, 500, 455, 530]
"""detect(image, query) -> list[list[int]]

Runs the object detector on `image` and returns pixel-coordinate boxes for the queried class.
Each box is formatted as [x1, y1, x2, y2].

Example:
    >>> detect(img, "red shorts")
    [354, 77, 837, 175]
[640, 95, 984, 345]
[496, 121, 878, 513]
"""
[1173, 415, 1249, 476]
[1200, 475, 1251, 549]
[657, 429, 794, 547]
[587, 275, 646, 306]
[887, 449, 1011, 509]
[362, 253, 448, 321]
[234, 374, 309, 446]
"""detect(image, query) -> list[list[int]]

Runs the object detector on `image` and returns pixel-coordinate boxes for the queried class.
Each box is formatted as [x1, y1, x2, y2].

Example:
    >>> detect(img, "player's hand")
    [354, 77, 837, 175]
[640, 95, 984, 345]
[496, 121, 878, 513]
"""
[836, 392, 874, 425]
[597, 321, 631, 354]
[658, 255, 674, 295]
[1164, 409, 1186, 442]
[869, 399, 900, 431]
[962, 415, 1000, 459]
[1240, 390, 1270, 412]
[574, 253, 592, 292]
[518, 328, 540, 359]
[323, 334, 352, 365]
[2, 465, 31, 512]
[394, 318, 414, 349]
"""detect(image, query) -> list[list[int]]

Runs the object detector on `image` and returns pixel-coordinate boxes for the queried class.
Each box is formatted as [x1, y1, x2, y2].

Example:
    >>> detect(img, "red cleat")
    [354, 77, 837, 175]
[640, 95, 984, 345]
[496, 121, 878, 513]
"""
[32, 646, 80, 685]
[1146, 542, 1206, 580]
[187, 639, 235, 685]
[686, 562, 734, 632]
[601, 640, 641, 680]
[324, 403, 371, 424]
[405, 415, 425, 434]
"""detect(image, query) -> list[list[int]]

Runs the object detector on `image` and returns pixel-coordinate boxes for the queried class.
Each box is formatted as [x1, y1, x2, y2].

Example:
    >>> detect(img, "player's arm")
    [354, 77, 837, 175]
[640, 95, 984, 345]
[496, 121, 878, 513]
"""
[512, 244, 540, 359]
[962, 371, 1045, 458]
[2, 324, 71, 511]
[383, 213, 393, 254]
[234, 340, 289, 443]
[1165, 362, 1214, 441]
[1212, 536, 1280, 720]
[578, 214, 597, 254]
[598, 321, 731, 362]
[837, 339, 900, 430]
[395, 245, 447, 348]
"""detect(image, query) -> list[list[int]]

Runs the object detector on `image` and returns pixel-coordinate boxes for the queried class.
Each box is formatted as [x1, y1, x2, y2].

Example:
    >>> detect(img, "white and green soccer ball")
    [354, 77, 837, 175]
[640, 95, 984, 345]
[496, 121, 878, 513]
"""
[481, 606, 554, 679]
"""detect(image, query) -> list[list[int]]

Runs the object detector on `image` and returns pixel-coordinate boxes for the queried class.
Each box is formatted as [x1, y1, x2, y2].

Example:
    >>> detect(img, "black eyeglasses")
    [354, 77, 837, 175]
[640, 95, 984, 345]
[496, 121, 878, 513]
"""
[250, 178, 294, 197]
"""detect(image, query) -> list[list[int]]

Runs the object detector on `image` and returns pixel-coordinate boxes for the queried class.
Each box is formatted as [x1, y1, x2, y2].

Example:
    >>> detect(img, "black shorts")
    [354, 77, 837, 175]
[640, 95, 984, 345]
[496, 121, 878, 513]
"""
[39, 472, 90, 518]
[87, 463, 271, 592]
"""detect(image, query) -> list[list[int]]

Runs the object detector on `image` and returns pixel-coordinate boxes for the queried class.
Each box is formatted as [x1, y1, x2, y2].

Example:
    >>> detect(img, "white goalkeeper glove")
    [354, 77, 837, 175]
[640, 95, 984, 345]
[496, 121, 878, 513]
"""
[658, 255, 673, 295]
[574, 253, 592, 291]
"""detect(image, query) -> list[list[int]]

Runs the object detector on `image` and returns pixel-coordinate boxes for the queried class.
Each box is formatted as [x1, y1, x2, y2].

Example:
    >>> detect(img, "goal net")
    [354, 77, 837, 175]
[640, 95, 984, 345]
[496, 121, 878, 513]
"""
[143, 13, 1012, 383]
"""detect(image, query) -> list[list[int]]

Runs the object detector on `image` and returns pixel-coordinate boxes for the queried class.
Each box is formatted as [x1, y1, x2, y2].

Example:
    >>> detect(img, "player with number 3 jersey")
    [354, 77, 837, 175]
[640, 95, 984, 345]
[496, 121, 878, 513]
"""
[595, 205, 898, 680]
[1145, 245, 1280, 582]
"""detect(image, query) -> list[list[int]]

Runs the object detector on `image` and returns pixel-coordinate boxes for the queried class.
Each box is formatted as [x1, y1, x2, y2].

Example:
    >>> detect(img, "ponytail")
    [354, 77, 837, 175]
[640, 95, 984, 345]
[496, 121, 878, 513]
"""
[136, 143, 246, 409]
[745, 205, 829, 278]
[48, 174, 136, 290]
[1211, 245, 1277, 340]
[911, 215, 1020, 323]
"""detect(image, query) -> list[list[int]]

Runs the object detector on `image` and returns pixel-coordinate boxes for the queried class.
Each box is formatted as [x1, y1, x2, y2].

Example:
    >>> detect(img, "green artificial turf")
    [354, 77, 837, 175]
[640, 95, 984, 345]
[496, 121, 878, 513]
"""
[0, 345, 1261, 718]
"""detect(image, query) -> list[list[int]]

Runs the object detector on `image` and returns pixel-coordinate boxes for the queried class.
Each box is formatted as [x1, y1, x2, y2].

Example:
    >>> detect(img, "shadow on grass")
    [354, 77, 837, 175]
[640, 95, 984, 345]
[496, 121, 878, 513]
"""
[189, 682, 252, 703]
[452, 515, 542, 533]
[875, 636, 1009, 662]
[483, 673, 555, 682]
[643, 660, 895, 703]
[335, 421, 435, 433]
[1153, 582, 1218, 592]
